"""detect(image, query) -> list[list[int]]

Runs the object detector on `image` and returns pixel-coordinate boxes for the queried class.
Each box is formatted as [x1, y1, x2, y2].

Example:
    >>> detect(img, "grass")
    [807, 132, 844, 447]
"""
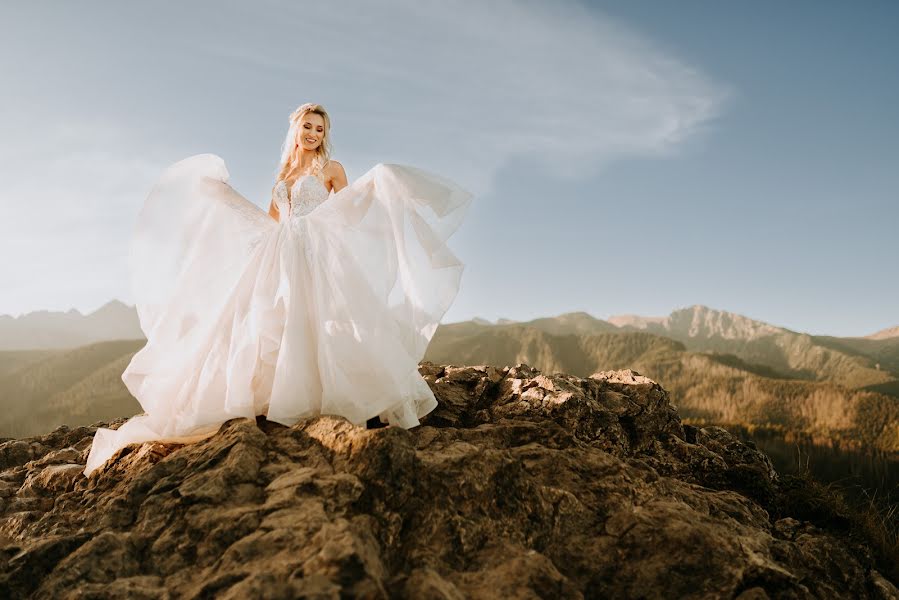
[775, 444, 899, 584]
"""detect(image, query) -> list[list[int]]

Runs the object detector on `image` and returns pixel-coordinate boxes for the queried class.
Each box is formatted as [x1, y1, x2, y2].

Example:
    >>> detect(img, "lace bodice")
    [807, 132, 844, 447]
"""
[273, 175, 330, 222]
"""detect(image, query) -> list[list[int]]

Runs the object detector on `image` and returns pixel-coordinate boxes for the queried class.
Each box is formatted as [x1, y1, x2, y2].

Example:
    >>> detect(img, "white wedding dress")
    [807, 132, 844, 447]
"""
[83, 154, 471, 477]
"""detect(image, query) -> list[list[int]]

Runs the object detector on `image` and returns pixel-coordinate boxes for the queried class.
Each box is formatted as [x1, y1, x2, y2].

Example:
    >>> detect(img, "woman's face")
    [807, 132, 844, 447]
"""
[296, 113, 326, 151]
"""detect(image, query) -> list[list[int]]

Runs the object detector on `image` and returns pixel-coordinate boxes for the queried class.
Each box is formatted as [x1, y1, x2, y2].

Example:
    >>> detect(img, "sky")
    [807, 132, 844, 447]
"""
[0, 0, 896, 337]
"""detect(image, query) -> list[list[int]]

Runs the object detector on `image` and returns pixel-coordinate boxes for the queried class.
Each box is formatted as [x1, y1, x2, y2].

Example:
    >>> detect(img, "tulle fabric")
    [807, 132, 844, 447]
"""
[83, 154, 471, 477]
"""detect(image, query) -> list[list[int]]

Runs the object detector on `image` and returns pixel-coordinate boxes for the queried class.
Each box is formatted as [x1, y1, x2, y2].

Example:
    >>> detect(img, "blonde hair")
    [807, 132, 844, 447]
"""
[275, 103, 333, 185]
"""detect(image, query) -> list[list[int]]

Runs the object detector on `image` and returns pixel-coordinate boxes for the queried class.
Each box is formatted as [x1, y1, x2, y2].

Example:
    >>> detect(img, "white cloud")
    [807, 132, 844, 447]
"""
[198, 0, 732, 191]
[0, 0, 729, 316]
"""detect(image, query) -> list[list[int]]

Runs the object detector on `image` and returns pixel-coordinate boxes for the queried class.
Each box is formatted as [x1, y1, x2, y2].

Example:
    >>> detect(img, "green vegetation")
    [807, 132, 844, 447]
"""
[428, 323, 686, 379]
[0, 348, 56, 377]
[813, 333, 899, 376]
[0, 339, 144, 437]
[488, 309, 899, 391]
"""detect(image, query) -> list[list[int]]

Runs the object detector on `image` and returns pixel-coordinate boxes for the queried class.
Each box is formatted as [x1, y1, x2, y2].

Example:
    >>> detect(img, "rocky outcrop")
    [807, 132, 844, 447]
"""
[0, 364, 895, 599]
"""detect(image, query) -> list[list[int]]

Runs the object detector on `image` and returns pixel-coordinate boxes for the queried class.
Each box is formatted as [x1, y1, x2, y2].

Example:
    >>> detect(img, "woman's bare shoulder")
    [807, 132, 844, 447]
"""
[324, 159, 345, 174]
[324, 159, 349, 192]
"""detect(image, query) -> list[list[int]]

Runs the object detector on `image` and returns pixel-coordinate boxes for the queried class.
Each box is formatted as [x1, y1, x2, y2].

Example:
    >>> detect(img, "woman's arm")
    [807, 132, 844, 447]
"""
[326, 160, 348, 193]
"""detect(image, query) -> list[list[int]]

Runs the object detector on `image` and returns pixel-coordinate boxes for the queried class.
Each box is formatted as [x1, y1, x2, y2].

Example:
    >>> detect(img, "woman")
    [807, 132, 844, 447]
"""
[83, 103, 472, 477]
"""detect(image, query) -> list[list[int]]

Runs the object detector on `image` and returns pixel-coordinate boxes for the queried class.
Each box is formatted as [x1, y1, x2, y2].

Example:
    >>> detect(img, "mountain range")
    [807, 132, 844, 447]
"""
[427, 307, 899, 452]
[0, 300, 141, 350]
[3, 301, 896, 351]
[1, 302, 897, 456]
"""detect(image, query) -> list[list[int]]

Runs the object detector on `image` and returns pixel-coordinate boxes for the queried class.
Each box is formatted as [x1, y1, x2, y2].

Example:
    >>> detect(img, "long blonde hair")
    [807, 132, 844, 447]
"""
[275, 103, 333, 185]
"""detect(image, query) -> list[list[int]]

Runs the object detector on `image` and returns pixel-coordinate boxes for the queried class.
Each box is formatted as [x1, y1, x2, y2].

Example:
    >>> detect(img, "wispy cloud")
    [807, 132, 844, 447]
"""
[0, 0, 729, 316]
[201, 0, 731, 191]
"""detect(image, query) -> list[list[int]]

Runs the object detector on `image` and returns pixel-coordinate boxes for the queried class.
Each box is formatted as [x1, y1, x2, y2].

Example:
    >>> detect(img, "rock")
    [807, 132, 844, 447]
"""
[19, 464, 83, 497]
[0, 363, 894, 598]
[0, 441, 46, 471]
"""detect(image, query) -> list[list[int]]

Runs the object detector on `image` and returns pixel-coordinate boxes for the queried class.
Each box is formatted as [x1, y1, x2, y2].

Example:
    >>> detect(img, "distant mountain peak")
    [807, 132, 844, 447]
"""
[866, 325, 899, 340]
[88, 299, 133, 316]
[668, 305, 788, 339]
[607, 313, 666, 328]
[610, 305, 787, 341]
[0, 299, 142, 351]
[556, 310, 601, 321]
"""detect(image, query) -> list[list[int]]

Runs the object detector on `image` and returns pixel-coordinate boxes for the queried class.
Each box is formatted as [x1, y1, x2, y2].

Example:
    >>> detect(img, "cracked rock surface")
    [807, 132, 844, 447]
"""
[0, 363, 896, 599]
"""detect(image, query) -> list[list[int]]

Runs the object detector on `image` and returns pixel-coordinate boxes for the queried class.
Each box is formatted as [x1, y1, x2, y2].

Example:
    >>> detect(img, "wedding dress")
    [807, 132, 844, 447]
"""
[83, 154, 471, 477]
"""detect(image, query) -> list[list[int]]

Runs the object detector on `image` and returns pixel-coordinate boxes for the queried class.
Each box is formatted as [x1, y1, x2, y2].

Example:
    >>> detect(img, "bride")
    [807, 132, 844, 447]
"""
[83, 103, 472, 477]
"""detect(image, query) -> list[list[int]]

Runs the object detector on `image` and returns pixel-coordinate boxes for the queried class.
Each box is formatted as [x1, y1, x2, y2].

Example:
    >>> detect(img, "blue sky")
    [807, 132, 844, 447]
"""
[1, 1, 896, 337]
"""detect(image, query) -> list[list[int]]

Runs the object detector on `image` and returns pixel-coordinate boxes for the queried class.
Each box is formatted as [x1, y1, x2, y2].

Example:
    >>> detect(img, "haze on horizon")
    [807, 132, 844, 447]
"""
[1, 1, 896, 338]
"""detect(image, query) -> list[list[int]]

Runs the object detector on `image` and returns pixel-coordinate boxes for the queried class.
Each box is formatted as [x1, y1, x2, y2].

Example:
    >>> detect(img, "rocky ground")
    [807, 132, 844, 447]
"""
[0, 363, 896, 599]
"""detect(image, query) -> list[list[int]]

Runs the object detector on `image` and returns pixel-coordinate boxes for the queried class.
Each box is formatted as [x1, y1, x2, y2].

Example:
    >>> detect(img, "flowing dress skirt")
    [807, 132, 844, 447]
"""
[83, 154, 471, 477]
